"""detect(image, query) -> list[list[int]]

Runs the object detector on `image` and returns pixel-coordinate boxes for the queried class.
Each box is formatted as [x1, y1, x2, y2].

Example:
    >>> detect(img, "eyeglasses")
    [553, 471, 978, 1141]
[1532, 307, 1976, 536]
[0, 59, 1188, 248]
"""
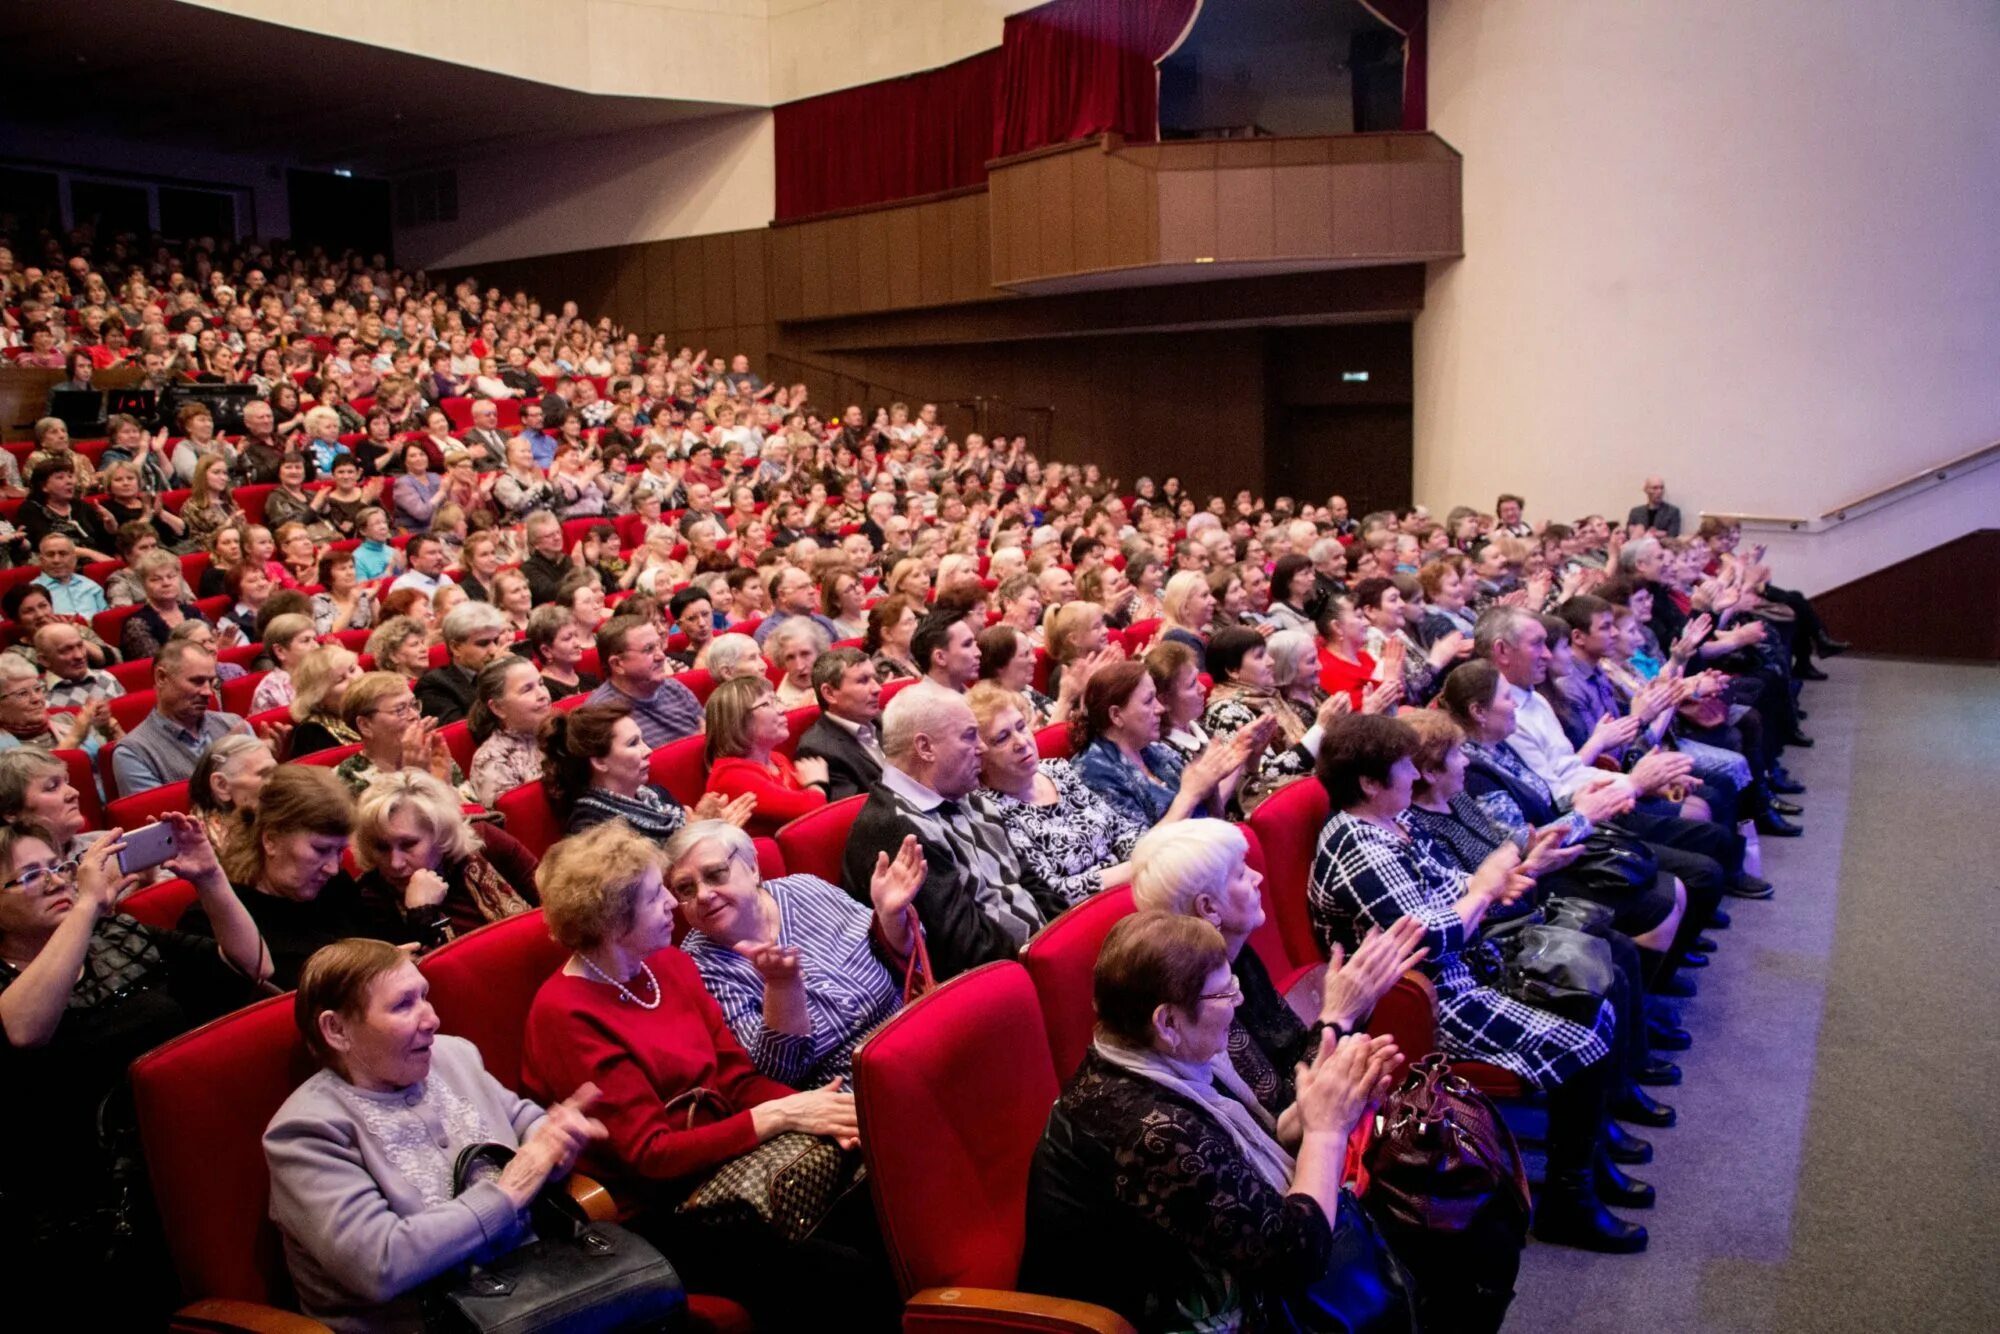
[1197, 978, 1244, 1006]
[666, 860, 738, 903]
[0, 682, 48, 705]
[4, 857, 80, 895]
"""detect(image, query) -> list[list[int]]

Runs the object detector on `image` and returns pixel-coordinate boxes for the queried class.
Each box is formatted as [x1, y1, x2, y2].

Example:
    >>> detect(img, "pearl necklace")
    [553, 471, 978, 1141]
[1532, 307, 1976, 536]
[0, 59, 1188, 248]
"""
[578, 954, 662, 1009]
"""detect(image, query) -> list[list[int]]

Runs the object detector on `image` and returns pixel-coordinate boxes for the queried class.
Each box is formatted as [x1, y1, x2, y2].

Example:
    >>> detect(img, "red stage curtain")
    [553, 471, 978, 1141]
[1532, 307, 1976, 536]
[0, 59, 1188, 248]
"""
[993, 0, 1202, 159]
[773, 49, 1002, 221]
[1357, 0, 1428, 131]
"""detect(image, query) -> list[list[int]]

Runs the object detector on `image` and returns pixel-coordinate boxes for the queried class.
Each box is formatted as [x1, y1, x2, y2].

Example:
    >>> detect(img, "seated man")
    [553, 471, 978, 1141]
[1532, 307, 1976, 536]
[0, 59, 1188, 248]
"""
[912, 608, 981, 693]
[35, 621, 126, 713]
[389, 534, 455, 599]
[794, 647, 884, 801]
[520, 511, 571, 606]
[0, 650, 114, 755]
[32, 532, 108, 619]
[415, 601, 512, 725]
[751, 564, 841, 646]
[584, 614, 703, 748]
[841, 683, 1052, 980]
[112, 640, 252, 794]
[2, 583, 114, 671]
[1626, 476, 1681, 536]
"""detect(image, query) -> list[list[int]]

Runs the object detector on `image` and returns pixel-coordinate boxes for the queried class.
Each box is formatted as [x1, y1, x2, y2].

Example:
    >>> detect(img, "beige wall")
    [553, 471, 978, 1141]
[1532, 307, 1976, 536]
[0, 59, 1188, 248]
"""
[397, 111, 775, 269]
[1413, 0, 2000, 593]
[183, 0, 1039, 105]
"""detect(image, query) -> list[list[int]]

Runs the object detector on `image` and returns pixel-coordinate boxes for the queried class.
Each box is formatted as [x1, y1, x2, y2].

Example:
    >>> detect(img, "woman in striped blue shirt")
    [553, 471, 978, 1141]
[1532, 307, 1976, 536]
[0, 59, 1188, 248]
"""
[669, 820, 927, 1087]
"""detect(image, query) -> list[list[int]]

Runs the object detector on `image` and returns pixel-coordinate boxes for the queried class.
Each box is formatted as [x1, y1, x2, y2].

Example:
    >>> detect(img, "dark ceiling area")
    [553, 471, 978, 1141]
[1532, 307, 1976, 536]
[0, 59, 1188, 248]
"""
[0, 0, 741, 175]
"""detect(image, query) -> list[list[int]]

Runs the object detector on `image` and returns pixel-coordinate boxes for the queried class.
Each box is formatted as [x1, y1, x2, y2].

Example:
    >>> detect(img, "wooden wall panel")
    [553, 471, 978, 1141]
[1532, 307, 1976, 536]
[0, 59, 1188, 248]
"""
[824, 215, 862, 318]
[886, 209, 923, 310]
[1214, 168, 1276, 261]
[732, 231, 768, 327]
[1330, 163, 1394, 258]
[1104, 157, 1155, 269]
[948, 194, 985, 301]
[1037, 154, 1077, 277]
[671, 241, 707, 333]
[701, 233, 738, 329]
[1810, 529, 2000, 660]
[797, 224, 830, 320]
[855, 215, 891, 318]
[918, 203, 952, 307]
[1070, 150, 1111, 276]
[1271, 166, 1335, 257]
[767, 227, 802, 325]
[1155, 168, 1217, 263]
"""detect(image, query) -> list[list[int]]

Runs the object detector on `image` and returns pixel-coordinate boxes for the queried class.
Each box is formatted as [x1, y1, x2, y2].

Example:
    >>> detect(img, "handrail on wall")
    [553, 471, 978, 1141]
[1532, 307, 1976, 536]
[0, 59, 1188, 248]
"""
[765, 352, 1056, 451]
[1702, 437, 2000, 533]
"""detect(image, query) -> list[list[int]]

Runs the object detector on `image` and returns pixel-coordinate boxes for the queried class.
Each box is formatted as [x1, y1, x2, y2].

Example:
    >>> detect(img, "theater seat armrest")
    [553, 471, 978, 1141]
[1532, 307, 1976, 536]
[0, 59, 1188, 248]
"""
[563, 1170, 619, 1222]
[904, 1286, 1137, 1334]
[170, 1298, 333, 1334]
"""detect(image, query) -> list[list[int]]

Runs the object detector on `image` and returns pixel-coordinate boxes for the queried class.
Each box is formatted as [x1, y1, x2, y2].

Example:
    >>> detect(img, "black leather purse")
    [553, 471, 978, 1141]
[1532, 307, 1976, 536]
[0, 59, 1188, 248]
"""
[427, 1143, 686, 1334]
[1272, 1189, 1418, 1334]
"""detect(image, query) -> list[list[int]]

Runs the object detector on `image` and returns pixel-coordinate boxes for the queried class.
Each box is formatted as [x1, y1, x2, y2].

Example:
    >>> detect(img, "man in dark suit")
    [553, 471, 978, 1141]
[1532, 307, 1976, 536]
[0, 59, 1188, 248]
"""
[459, 398, 509, 467]
[521, 512, 572, 606]
[414, 602, 511, 724]
[1626, 476, 1682, 536]
[794, 647, 884, 801]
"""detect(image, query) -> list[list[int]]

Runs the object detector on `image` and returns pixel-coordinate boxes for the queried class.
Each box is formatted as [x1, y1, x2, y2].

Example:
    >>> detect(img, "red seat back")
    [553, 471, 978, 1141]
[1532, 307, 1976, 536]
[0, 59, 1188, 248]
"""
[774, 793, 867, 884]
[878, 676, 918, 711]
[120, 876, 196, 930]
[853, 962, 1058, 1297]
[218, 670, 269, 717]
[107, 658, 157, 692]
[1246, 775, 1331, 968]
[672, 668, 717, 704]
[1020, 886, 1136, 1080]
[648, 735, 708, 808]
[107, 688, 158, 735]
[1235, 823, 1293, 980]
[236, 484, 276, 527]
[496, 781, 565, 858]
[780, 705, 818, 759]
[437, 720, 476, 777]
[107, 780, 190, 831]
[51, 748, 104, 830]
[131, 995, 313, 1305]
[296, 741, 362, 768]
[1033, 722, 1074, 761]
[91, 603, 144, 653]
[420, 909, 566, 1093]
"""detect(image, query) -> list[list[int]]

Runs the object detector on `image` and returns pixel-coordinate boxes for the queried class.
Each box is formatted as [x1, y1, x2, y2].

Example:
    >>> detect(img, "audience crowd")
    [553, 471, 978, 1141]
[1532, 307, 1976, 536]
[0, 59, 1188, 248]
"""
[0, 227, 1848, 1330]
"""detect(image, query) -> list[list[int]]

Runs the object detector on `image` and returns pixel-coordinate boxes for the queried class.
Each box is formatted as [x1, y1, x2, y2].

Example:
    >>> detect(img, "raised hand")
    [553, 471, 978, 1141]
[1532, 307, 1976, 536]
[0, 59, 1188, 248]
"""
[1469, 842, 1534, 906]
[731, 939, 804, 987]
[691, 790, 757, 827]
[1360, 679, 1401, 715]
[1320, 917, 1428, 1031]
[792, 755, 831, 789]
[1314, 691, 1352, 731]
[1521, 824, 1585, 877]
[74, 832, 142, 919]
[1295, 1032, 1402, 1138]
[868, 835, 927, 924]
[1570, 782, 1635, 824]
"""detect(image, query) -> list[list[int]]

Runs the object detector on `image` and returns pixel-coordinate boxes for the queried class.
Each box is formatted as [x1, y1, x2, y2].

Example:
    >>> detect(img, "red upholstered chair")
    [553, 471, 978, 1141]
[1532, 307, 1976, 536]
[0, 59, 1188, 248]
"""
[1034, 722, 1074, 761]
[245, 705, 292, 733]
[107, 780, 190, 830]
[51, 748, 104, 830]
[107, 688, 158, 735]
[496, 780, 564, 858]
[1245, 775, 1332, 970]
[780, 704, 818, 758]
[773, 793, 867, 884]
[218, 670, 268, 717]
[648, 734, 708, 808]
[295, 742, 362, 769]
[107, 658, 158, 692]
[853, 962, 1133, 1333]
[878, 676, 918, 712]
[1021, 887, 1136, 1081]
[235, 484, 276, 526]
[1235, 824, 1296, 983]
[0, 564, 41, 597]
[120, 876, 196, 930]
[420, 909, 565, 1094]
[1120, 617, 1162, 654]
[92, 603, 144, 653]
[672, 667, 717, 705]
[436, 720, 476, 777]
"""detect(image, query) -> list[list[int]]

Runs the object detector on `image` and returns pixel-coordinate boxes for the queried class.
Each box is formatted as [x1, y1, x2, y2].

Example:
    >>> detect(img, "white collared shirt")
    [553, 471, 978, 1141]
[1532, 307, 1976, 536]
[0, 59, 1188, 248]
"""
[1504, 683, 1592, 801]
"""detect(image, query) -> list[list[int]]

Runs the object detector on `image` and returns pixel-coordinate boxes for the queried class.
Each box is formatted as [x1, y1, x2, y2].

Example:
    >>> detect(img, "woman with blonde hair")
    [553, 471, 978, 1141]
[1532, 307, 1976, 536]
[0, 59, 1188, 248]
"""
[350, 769, 537, 945]
[1158, 569, 1217, 668]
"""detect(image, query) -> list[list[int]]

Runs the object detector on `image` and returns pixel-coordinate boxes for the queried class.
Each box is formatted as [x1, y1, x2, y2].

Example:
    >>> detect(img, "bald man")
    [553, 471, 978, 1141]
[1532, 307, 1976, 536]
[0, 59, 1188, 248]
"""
[1626, 476, 1681, 536]
[839, 684, 1054, 979]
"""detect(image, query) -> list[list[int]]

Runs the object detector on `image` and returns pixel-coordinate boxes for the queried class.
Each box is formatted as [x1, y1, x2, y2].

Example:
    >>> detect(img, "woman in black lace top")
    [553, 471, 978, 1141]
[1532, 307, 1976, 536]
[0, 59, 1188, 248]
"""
[1020, 911, 1412, 1334]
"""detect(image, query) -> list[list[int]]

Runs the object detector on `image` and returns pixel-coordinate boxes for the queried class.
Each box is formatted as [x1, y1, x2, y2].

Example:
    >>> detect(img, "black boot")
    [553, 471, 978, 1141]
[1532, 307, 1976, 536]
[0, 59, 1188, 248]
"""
[1767, 770, 1805, 796]
[1756, 810, 1805, 837]
[1614, 1087, 1678, 1128]
[1769, 798, 1804, 817]
[1605, 1120, 1653, 1164]
[1817, 636, 1850, 656]
[1635, 1059, 1682, 1087]
[1533, 1171, 1649, 1253]
[1795, 663, 1829, 681]
[1646, 1019, 1692, 1051]
[1595, 1151, 1657, 1209]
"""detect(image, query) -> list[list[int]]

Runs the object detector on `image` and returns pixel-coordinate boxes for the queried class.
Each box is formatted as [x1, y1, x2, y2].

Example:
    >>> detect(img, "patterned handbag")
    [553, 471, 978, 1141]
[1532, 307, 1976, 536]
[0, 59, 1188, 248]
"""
[663, 1089, 865, 1243]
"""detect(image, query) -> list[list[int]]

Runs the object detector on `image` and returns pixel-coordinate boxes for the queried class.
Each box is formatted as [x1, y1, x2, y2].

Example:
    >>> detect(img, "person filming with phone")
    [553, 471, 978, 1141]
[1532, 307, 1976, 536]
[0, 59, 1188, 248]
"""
[0, 811, 271, 1275]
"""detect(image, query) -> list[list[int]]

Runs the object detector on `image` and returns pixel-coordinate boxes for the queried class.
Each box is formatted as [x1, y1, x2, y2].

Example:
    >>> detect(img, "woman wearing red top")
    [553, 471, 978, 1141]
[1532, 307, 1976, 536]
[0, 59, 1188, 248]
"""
[701, 676, 829, 838]
[521, 822, 894, 1325]
[1316, 591, 1380, 710]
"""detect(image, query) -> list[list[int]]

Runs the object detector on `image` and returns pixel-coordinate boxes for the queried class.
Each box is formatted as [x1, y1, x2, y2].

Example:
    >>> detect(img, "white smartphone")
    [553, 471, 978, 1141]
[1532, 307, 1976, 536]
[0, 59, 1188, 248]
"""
[117, 822, 179, 877]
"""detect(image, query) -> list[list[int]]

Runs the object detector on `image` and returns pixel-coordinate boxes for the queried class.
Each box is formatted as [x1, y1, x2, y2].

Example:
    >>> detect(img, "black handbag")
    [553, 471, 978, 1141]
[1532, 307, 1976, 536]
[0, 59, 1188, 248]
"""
[1470, 915, 1619, 1027]
[1271, 1189, 1417, 1334]
[427, 1143, 686, 1334]
[663, 1088, 865, 1243]
[1563, 827, 1659, 896]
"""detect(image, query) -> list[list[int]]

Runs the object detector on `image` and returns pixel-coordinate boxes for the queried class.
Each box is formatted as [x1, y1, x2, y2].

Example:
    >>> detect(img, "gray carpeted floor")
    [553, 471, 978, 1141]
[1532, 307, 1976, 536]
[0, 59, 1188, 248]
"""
[1507, 656, 2000, 1333]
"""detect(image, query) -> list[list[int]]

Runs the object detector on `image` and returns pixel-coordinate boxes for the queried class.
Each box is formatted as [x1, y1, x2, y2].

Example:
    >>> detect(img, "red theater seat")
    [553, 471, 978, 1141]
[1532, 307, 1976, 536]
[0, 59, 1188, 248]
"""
[420, 909, 565, 1093]
[1245, 775, 1332, 969]
[496, 780, 564, 858]
[774, 793, 866, 884]
[1035, 722, 1074, 761]
[218, 670, 268, 718]
[52, 748, 104, 829]
[107, 780, 190, 830]
[120, 877, 196, 930]
[648, 734, 707, 808]
[1021, 887, 1136, 1080]
[672, 667, 717, 704]
[853, 962, 1133, 1332]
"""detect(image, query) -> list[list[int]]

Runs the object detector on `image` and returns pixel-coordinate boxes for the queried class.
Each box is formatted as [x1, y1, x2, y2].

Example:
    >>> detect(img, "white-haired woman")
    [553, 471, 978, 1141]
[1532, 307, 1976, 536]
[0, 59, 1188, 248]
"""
[703, 632, 766, 684]
[669, 819, 925, 1087]
[763, 617, 826, 709]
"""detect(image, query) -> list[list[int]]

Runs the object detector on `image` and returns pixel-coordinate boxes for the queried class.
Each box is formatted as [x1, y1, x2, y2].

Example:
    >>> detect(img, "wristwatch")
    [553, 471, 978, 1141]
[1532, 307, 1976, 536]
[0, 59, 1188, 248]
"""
[1306, 1018, 1353, 1050]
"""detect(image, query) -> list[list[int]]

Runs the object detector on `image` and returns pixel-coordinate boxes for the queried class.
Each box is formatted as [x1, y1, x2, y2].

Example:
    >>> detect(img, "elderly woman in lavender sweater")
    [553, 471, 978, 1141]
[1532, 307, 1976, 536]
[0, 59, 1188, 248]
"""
[263, 939, 605, 1334]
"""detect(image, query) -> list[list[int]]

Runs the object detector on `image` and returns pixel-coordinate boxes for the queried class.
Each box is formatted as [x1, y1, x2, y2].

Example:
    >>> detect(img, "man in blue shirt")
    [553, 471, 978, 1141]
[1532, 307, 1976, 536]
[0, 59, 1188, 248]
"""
[585, 614, 702, 748]
[518, 400, 559, 470]
[31, 532, 108, 618]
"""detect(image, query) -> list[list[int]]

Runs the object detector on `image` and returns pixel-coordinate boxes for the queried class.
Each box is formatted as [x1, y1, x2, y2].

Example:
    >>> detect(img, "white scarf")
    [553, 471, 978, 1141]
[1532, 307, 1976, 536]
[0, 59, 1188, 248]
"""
[1091, 1037, 1295, 1193]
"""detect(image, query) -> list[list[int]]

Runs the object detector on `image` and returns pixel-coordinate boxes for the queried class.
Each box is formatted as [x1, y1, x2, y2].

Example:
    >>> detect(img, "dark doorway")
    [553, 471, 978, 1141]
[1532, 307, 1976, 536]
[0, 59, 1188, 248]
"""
[0, 167, 61, 235]
[69, 178, 149, 235]
[159, 187, 238, 241]
[1269, 405, 1413, 516]
[287, 169, 392, 260]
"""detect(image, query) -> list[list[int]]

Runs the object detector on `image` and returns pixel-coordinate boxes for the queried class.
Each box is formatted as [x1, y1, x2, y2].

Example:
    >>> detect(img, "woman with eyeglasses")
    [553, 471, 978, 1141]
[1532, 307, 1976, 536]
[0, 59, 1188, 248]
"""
[0, 813, 268, 1275]
[331, 671, 468, 799]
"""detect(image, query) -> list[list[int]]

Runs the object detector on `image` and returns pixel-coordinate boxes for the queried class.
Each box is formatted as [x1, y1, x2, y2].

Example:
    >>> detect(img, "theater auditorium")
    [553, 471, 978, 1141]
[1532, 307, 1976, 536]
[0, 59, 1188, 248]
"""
[0, 1, 1994, 1330]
